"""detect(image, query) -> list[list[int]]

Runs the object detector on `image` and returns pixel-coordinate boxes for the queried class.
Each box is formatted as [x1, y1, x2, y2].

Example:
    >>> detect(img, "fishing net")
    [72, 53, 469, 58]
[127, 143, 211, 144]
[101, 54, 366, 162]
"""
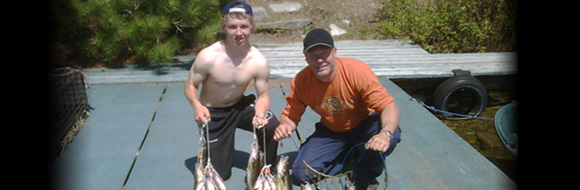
[48, 67, 90, 162]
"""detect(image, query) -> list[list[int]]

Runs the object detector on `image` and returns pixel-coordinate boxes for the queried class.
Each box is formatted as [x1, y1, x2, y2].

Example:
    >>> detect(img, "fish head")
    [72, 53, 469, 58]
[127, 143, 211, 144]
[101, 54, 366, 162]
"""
[276, 155, 289, 174]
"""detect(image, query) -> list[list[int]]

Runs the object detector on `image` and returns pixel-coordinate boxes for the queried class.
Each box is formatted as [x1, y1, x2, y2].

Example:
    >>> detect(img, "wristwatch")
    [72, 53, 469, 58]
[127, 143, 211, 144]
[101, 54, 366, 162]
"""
[381, 129, 393, 139]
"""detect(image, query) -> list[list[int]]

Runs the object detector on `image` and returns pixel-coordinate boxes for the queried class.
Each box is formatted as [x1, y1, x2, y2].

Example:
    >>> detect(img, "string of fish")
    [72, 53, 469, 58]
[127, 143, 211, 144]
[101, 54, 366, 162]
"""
[247, 111, 291, 190]
[288, 136, 388, 190]
[253, 111, 276, 189]
[195, 121, 226, 190]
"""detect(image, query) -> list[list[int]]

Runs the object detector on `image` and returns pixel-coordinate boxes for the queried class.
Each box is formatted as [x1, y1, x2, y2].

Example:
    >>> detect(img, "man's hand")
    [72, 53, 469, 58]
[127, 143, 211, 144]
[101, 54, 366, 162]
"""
[273, 124, 295, 141]
[366, 132, 391, 153]
[253, 113, 269, 128]
[194, 105, 211, 126]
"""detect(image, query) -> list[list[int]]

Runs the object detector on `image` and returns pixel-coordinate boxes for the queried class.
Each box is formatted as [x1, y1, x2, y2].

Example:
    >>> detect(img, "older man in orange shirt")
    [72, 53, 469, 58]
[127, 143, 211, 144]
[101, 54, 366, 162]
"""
[273, 29, 402, 189]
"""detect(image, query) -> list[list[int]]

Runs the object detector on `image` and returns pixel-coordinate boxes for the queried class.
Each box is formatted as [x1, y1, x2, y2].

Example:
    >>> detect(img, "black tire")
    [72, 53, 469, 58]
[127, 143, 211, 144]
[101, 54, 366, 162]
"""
[432, 76, 487, 119]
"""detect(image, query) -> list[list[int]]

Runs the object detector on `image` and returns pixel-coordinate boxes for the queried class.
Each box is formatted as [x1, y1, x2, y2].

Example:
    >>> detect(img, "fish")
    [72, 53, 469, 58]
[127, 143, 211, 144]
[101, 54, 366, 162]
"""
[197, 135, 208, 167]
[253, 175, 265, 190]
[195, 163, 205, 188]
[301, 182, 312, 190]
[254, 165, 277, 190]
[266, 175, 276, 190]
[196, 163, 227, 190]
[196, 135, 208, 190]
[263, 179, 273, 190]
[211, 165, 226, 190]
[344, 180, 355, 190]
[197, 122, 227, 190]
[195, 177, 206, 190]
[275, 155, 291, 190]
[205, 173, 217, 190]
[247, 139, 263, 190]
[251, 155, 289, 190]
[265, 167, 276, 190]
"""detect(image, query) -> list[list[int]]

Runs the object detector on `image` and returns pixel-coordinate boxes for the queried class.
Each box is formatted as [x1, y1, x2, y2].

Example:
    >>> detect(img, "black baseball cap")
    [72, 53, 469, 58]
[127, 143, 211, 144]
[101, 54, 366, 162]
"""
[222, 0, 253, 17]
[303, 28, 335, 53]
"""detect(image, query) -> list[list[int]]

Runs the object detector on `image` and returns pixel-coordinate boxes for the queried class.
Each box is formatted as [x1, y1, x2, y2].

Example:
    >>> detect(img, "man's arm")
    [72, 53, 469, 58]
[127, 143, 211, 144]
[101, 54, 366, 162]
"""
[273, 116, 297, 141]
[380, 103, 400, 133]
[252, 59, 271, 126]
[273, 77, 305, 141]
[184, 54, 210, 125]
[367, 102, 400, 153]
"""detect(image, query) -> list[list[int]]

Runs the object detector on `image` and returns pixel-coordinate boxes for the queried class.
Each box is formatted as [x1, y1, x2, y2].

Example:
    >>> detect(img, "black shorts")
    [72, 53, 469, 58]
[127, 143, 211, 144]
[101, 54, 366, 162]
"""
[203, 94, 279, 180]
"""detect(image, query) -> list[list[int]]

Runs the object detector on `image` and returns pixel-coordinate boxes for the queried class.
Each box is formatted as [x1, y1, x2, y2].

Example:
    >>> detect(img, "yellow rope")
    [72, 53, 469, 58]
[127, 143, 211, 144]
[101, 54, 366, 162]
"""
[302, 160, 352, 179]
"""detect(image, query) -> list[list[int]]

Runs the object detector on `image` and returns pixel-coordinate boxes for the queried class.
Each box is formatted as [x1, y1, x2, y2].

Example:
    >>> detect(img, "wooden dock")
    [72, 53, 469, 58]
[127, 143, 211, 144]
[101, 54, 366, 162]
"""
[84, 40, 516, 85]
[57, 39, 517, 189]
[258, 39, 517, 79]
[51, 78, 516, 189]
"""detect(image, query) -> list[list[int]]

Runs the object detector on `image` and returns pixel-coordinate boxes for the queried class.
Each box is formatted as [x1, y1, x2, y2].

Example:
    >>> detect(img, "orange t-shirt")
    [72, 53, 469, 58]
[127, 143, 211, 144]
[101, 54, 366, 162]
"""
[281, 57, 395, 133]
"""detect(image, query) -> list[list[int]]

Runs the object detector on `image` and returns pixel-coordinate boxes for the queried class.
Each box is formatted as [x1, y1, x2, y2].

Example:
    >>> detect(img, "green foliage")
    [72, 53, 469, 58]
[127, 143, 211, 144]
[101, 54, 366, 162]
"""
[66, 0, 223, 67]
[377, 0, 517, 53]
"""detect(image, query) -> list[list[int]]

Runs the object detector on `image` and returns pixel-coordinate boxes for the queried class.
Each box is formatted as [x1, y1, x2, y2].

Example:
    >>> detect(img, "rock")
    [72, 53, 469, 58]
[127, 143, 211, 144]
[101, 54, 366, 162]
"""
[476, 132, 504, 150]
[252, 7, 268, 21]
[269, 2, 303, 13]
[329, 24, 347, 36]
[341, 19, 351, 25]
[256, 18, 312, 31]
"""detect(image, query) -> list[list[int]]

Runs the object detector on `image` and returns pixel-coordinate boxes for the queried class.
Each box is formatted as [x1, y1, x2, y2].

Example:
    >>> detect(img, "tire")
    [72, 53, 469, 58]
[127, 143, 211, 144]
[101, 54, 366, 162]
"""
[432, 75, 487, 119]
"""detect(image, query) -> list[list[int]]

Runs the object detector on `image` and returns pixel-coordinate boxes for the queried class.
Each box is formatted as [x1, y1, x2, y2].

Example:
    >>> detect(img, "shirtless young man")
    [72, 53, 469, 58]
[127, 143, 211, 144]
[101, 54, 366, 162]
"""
[184, 1, 279, 180]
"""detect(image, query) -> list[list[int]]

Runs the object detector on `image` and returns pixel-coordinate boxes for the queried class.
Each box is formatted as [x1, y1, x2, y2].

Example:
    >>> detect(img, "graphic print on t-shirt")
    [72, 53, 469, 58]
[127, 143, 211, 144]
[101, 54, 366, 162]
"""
[324, 96, 343, 114]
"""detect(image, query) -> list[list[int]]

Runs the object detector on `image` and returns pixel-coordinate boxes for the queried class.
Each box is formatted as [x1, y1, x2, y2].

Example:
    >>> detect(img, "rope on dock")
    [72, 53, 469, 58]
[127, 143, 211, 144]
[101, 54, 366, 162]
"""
[287, 135, 388, 189]
[411, 98, 494, 120]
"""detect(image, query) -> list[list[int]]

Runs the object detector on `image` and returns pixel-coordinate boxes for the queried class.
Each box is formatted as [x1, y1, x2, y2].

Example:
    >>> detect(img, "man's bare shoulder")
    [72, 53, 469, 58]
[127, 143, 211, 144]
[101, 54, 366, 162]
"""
[195, 41, 225, 66]
[249, 46, 268, 66]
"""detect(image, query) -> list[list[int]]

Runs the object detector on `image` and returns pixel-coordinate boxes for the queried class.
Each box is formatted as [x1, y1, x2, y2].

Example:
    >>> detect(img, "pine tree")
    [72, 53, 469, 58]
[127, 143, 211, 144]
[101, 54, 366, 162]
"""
[64, 0, 224, 67]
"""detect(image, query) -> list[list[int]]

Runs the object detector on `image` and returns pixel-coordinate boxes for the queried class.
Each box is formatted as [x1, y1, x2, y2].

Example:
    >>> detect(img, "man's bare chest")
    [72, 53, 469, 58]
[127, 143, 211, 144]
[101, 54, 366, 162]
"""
[209, 58, 255, 85]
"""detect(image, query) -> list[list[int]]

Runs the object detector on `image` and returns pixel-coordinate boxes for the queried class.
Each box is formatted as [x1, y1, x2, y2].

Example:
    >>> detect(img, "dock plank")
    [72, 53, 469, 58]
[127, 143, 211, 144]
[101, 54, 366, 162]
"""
[378, 78, 515, 189]
[52, 85, 165, 190]
[123, 85, 197, 190]
[84, 40, 516, 85]
[259, 40, 516, 79]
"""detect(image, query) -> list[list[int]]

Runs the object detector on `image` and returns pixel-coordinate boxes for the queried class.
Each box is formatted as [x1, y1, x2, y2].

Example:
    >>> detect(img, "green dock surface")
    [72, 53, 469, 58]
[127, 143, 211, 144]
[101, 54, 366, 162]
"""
[51, 77, 515, 190]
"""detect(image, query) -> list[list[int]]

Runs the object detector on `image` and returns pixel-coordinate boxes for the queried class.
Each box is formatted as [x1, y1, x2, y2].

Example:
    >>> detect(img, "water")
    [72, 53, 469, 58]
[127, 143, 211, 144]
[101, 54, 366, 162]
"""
[392, 75, 518, 183]
[442, 104, 517, 183]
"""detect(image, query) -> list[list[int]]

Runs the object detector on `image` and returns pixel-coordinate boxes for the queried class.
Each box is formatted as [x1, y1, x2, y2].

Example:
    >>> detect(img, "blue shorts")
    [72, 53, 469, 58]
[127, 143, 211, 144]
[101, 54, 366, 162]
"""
[292, 112, 402, 184]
